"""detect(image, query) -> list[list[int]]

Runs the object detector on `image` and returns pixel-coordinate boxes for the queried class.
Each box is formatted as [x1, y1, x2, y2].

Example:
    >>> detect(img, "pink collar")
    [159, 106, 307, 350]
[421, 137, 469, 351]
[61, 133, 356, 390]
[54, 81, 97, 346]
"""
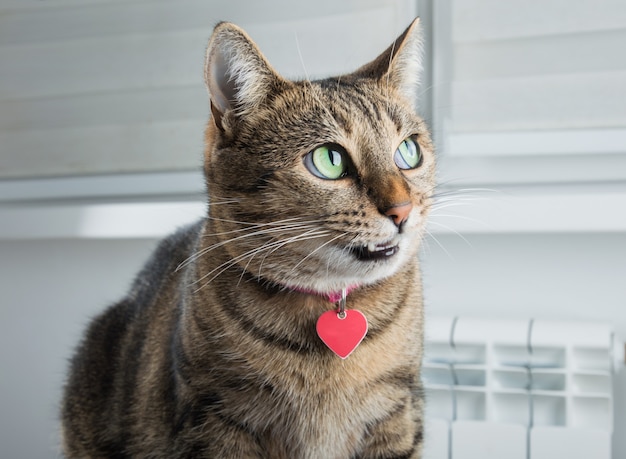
[290, 284, 360, 303]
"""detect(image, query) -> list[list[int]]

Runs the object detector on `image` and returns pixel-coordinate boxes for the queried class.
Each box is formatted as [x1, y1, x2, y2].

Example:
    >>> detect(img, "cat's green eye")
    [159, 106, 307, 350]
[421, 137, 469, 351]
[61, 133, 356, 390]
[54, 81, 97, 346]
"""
[305, 146, 348, 180]
[394, 137, 422, 170]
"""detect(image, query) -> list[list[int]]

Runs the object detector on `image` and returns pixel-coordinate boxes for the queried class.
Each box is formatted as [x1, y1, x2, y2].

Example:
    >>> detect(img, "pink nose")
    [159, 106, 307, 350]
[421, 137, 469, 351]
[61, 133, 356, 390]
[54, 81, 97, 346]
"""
[384, 202, 413, 227]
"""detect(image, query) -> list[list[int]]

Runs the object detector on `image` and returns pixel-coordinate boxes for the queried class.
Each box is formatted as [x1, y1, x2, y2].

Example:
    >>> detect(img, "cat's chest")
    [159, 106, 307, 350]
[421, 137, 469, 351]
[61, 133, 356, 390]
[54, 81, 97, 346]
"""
[259, 393, 384, 459]
[242, 367, 405, 459]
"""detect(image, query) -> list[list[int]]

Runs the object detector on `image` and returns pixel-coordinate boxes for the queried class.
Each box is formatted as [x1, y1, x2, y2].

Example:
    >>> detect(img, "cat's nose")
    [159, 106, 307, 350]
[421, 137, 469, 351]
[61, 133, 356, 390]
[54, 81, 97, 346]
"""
[384, 202, 413, 228]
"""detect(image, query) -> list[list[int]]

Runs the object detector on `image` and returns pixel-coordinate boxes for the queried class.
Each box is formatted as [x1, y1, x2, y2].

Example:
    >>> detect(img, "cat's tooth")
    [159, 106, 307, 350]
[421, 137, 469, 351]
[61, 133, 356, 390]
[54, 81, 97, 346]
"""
[367, 242, 378, 253]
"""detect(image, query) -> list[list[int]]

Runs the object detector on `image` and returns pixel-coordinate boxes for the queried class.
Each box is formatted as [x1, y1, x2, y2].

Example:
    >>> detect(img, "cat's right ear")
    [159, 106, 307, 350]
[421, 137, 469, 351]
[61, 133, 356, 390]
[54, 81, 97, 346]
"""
[351, 18, 424, 110]
[204, 22, 286, 128]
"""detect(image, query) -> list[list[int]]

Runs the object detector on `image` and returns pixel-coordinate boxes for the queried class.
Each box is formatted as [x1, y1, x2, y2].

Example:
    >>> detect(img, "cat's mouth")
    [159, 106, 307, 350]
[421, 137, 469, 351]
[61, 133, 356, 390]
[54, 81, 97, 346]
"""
[351, 239, 400, 261]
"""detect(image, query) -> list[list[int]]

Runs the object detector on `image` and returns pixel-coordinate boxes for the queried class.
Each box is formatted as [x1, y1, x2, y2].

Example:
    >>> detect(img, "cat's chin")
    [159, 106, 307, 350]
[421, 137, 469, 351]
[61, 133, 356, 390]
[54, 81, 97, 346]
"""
[263, 235, 418, 295]
[347, 243, 414, 284]
[294, 257, 410, 295]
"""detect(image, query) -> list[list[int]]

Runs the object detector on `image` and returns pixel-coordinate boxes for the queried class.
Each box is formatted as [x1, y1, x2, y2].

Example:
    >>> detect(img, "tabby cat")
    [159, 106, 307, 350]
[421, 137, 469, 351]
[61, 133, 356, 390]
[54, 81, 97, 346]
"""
[61, 18, 435, 459]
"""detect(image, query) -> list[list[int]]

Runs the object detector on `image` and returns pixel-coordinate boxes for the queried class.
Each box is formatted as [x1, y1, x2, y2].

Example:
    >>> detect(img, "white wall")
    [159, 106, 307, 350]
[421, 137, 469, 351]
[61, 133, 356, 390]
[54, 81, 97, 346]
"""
[0, 238, 157, 458]
[422, 233, 626, 330]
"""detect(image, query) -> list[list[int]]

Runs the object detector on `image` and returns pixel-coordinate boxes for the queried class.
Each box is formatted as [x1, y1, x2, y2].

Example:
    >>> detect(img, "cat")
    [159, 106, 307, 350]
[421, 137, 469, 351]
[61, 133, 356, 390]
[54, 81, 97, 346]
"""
[61, 17, 435, 459]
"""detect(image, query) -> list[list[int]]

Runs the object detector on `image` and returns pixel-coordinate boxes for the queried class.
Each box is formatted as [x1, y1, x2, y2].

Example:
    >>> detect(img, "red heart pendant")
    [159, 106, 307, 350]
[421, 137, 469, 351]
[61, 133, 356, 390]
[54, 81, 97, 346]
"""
[316, 309, 368, 359]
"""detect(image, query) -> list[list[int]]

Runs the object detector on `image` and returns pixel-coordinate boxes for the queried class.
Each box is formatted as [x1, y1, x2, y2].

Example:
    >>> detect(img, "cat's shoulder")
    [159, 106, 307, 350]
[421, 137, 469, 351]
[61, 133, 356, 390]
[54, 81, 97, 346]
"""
[129, 218, 204, 294]
[76, 219, 204, 353]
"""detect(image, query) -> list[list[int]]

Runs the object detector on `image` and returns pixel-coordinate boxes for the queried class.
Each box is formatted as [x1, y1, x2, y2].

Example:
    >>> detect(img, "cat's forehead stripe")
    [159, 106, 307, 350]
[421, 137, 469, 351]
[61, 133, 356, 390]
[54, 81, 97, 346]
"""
[313, 79, 407, 138]
[334, 83, 383, 125]
[327, 104, 353, 135]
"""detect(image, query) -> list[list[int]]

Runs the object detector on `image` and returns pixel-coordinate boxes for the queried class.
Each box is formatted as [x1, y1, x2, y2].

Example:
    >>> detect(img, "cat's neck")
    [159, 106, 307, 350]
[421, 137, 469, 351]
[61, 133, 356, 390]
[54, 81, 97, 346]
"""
[284, 284, 360, 304]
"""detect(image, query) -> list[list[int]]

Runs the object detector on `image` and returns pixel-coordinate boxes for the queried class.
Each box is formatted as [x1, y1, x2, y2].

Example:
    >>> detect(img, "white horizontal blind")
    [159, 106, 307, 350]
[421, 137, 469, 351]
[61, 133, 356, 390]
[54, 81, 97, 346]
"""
[434, 0, 626, 161]
[0, 0, 416, 179]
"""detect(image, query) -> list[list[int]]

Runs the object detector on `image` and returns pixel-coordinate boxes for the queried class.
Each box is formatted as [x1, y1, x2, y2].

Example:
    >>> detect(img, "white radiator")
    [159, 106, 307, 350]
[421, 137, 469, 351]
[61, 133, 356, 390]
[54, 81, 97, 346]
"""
[421, 317, 623, 459]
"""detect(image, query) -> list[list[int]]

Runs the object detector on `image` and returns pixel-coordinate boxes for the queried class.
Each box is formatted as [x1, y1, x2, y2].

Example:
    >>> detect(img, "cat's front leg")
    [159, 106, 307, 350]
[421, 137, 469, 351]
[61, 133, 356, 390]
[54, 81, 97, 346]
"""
[165, 402, 277, 459]
[178, 417, 267, 459]
[357, 391, 424, 459]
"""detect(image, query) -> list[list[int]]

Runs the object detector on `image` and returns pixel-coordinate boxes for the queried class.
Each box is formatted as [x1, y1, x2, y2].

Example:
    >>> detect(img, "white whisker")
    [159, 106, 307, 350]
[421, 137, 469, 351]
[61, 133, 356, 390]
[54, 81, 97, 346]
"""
[205, 215, 314, 229]
[424, 229, 455, 261]
[192, 230, 332, 293]
[290, 232, 348, 272]
[427, 220, 474, 249]
[208, 199, 240, 205]
[177, 221, 321, 271]
[385, 39, 397, 113]
[293, 32, 310, 83]
[256, 228, 331, 280]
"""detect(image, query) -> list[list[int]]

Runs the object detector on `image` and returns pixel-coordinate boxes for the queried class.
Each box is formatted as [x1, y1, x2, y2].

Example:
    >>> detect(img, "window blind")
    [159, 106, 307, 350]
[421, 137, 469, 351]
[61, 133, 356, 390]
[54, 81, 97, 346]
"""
[0, 0, 416, 179]
[432, 0, 626, 184]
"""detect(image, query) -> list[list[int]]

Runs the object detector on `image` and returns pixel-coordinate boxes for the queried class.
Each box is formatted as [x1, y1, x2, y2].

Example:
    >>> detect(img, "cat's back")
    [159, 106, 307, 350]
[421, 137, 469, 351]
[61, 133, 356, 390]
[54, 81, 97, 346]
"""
[61, 220, 203, 457]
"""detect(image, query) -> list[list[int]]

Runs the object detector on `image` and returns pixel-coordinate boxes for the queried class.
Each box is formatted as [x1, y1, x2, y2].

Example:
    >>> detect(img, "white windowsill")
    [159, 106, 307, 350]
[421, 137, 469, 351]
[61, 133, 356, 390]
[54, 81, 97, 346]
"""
[446, 128, 626, 158]
[1, 180, 625, 240]
[428, 184, 626, 235]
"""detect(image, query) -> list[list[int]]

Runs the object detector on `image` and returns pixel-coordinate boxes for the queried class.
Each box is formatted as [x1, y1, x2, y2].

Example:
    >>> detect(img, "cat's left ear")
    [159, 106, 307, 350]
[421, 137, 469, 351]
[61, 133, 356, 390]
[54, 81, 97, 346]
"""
[204, 22, 287, 127]
[353, 18, 424, 109]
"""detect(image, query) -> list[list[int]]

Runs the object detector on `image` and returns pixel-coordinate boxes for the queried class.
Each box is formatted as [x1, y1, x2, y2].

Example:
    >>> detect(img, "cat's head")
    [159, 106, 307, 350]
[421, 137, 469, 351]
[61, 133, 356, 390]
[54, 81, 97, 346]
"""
[202, 19, 435, 294]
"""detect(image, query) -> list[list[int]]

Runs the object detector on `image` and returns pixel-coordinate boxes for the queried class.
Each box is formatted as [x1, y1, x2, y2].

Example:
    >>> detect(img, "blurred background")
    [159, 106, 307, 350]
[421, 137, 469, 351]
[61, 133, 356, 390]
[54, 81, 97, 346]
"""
[1, 0, 625, 457]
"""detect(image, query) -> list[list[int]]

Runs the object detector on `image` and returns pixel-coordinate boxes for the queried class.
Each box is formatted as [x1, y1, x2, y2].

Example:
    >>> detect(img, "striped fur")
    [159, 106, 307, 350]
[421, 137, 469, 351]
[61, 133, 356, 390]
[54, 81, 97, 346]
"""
[62, 19, 435, 458]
